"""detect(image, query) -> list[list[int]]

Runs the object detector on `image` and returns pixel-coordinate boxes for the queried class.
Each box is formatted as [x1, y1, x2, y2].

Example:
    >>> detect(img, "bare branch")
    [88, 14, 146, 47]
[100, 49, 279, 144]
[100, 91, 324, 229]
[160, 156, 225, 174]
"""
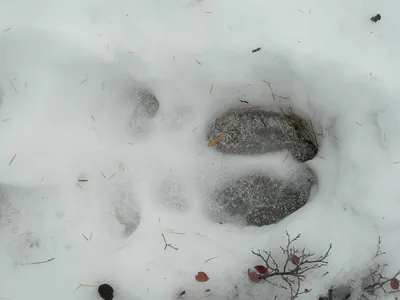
[251, 232, 331, 299]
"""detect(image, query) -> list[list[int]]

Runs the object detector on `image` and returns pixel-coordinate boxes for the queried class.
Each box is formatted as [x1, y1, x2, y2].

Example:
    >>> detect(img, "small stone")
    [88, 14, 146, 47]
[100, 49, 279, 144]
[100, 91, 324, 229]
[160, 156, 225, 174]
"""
[207, 108, 318, 162]
[370, 14, 381, 23]
[98, 283, 114, 300]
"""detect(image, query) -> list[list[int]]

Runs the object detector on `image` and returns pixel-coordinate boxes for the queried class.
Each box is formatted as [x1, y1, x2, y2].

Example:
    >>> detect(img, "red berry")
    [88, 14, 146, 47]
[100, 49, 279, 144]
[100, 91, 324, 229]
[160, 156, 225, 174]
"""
[391, 278, 399, 290]
[291, 255, 300, 265]
[254, 265, 268, 274]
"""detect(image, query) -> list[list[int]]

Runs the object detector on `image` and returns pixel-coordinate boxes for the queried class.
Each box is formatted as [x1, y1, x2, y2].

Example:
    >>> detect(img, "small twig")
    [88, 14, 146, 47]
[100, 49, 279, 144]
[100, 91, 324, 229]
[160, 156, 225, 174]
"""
[252, 47, 262, 53]
[80, 78, 88, 85]
[21, 258, 55, 265]
[161, 233, 179, 250]
[374, 236, 386, 258]
[209, 84, 214, 95]
[196, 60, 202, 65]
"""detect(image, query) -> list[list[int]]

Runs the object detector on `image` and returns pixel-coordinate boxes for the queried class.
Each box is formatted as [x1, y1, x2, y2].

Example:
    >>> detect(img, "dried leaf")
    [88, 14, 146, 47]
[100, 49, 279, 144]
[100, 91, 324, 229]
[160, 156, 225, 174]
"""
[254, 265, 268, 274]
[207, 132, 225, 147]
[195, 272, 209, 282]
[291, 254, 300, 265]
[248, 269, 260, 283]
[391, 278, 399, 290]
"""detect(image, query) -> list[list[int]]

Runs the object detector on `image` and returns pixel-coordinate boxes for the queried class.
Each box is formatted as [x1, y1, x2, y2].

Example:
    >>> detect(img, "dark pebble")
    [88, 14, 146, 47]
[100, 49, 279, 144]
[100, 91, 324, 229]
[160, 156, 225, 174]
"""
[98, 283, 114, 300]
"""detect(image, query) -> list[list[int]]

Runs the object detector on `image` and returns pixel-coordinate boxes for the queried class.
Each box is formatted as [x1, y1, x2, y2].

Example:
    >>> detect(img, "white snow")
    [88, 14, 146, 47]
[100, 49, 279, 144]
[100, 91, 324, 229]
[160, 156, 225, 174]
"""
[1, 0, 400, 299]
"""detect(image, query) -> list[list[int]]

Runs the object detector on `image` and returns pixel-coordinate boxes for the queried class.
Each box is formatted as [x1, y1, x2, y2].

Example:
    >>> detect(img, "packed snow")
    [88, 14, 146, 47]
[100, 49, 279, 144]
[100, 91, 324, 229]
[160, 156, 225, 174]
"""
[1, 0, 400, 299]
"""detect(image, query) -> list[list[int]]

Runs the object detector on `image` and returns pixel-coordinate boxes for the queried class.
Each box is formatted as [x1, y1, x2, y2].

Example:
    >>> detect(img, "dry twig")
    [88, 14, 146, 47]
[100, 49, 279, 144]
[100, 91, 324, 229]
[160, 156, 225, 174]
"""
[21, 257, 55, 266]
[162, 233, 179, 251]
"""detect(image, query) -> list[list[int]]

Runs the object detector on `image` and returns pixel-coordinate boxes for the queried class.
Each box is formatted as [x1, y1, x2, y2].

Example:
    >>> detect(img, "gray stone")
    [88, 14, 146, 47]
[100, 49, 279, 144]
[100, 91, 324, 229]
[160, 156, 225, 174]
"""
[207, 108, 318, 162]
[208, 166, 316, 226]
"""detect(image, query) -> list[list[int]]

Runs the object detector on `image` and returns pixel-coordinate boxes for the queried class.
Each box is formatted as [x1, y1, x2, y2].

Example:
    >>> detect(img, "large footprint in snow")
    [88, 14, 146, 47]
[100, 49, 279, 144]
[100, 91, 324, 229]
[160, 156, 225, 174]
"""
[207, 165, 317, 227]
[207, 107, 318, 162]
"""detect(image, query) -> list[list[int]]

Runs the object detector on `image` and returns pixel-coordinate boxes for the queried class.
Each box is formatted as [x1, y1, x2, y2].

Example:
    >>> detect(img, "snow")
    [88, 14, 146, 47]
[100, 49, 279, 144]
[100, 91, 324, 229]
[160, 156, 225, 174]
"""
[1, 0, 400, 299]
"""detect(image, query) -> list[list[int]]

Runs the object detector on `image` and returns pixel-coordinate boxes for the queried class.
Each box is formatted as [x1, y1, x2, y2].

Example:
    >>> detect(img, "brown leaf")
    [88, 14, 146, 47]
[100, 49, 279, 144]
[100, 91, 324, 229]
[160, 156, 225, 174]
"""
[207, 132, 225, 147]
[195, 271, 209, 282]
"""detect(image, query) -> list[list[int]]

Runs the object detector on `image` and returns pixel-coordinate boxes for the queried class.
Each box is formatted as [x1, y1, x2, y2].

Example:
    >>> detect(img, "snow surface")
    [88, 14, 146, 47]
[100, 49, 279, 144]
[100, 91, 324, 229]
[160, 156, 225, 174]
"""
[1, 0, 400, 299]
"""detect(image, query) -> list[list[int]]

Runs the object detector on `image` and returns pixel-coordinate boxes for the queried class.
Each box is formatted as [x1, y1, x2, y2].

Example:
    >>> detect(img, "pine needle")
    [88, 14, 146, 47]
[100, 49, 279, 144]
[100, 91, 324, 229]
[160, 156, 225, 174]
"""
[80, 78, 88, 85]
[9, 153, 17, 166]
[173, 84, 180, 92]
[74, 283, 96, 291]
[100, 171, 106, 178]
[262, 80, 275, 102]
[108, 170, 118, 180]
[167, 229, 186, 235]
[204, 256, 218, 263]
[9, 79, 17, 93]
[209, 84, 214, 94]
[82, 233, 92, 241]
[92, 125, 100, 138]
